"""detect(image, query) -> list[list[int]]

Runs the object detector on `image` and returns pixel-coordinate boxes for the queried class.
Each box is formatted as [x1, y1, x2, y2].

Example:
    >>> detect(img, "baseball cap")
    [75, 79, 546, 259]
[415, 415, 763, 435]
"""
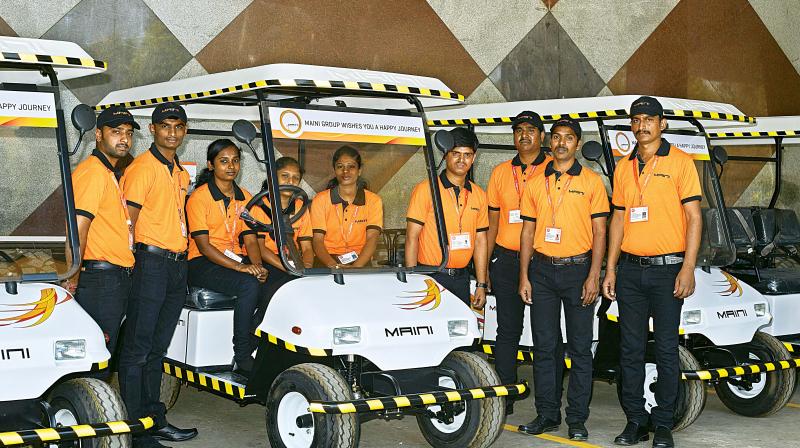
[151, 102, 187, 124]
[511, 110, 544, 132]
[96, 105, 140, 130]
[630, 96, 663, 117]
[550, 117, 582, 140]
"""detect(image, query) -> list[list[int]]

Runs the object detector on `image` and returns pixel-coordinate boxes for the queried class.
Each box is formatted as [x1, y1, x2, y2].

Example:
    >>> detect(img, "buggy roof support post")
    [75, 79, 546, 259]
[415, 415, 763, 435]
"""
[408, 94, 449, 275]
[595, 118, 615, 182]
[768, 136, 784, 209]
[45, 64, 81, 282]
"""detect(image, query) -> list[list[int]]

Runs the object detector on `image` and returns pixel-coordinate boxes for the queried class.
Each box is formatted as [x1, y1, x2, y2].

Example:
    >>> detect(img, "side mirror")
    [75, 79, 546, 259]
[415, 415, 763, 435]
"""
[433, 129, 454, 153]
[712, 146, 728, 165]
[231, 119, 265, 163]
[69, 104, 96, 156]
[581, 140, 603, 162]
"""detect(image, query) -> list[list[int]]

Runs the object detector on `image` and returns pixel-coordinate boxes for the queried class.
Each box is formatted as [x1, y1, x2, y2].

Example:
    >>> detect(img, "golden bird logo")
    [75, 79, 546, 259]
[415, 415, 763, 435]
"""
[395, 279, 443, 311]
[0, 288, 71, 327]
[715, 271, 743, 297]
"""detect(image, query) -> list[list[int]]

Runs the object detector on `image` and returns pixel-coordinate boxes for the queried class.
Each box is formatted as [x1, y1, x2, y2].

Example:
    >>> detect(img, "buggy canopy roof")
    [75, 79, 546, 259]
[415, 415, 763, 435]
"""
[0, 37, 106, 84]
[708, 116, 800, 145]
[94, 64, 463, 120]
[426, 95, 754, 133]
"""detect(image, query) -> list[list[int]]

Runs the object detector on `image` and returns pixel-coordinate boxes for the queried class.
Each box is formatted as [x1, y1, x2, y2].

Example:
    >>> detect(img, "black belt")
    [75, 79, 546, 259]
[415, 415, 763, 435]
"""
[495, 245, 519, 259]
[533, 251, 591, 266]
[135, 243, 187, 262]
[621, 252, 684, 266]
[419, 264, 467, 277]
[81, 260, 132, 273]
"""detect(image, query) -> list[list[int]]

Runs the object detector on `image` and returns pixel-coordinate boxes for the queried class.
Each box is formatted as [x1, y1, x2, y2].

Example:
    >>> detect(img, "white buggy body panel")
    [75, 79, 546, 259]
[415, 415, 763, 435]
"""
[757, 293, 800, 337]
[167, 308, 234, 367]
[481, 267, 770, 348]
[257, 273, 479, 371]
[0, 283, 110, 401]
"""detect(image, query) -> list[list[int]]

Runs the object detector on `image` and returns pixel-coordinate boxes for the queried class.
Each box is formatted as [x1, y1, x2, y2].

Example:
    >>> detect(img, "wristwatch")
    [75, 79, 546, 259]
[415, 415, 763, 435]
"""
[475, 282, 489, 289]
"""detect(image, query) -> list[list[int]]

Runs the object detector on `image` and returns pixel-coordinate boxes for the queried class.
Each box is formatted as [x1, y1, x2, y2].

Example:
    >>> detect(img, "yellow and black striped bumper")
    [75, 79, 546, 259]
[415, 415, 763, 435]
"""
[682, 358, 800, 381]
[309, 382, 527, 414]
[163, 360, 248, 401]
[480, 343, 573, 367]
[0, 417, 153, 447]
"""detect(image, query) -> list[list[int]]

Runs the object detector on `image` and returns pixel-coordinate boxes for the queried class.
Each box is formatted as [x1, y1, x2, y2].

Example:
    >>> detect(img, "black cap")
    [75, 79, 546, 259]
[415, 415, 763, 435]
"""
[511, 110, 543, 132]
[151, 102, 187, 124]
[97, 105, 140, 130]
[550, 117, 582, 140]
[630, 96, 663, 117]
[449, 127, 479, 151]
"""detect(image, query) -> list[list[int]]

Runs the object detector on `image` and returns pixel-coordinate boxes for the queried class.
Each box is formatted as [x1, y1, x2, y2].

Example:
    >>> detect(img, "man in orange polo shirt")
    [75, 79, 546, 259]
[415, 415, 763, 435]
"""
[119, 102, 197, 447]
[486, 110, 551, 411]
[405, 127, 488, 308]
[517, 118, 608, 440]
[68, 106, 138, 365]
[602, 97, 702, 448]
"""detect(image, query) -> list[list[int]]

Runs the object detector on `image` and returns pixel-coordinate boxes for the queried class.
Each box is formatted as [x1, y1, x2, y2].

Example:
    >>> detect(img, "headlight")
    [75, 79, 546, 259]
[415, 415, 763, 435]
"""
[333, 326, 361, 345]
[754, 303, 768, 317]
[55, 339, 86, 360]
[682, 310, 702, 325]
[448, 320, 469, 337]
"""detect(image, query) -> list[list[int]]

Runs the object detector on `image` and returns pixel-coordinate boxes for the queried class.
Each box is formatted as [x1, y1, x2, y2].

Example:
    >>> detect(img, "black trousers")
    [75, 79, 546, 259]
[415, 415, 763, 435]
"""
[617, 261, 684, 428]
[489, 247, 526, 385]
[74, 266, 131, 377]
[530, 258, 593, 424]
[118, 250, 187, 430]
[188, 257, 263, 362]
[423, 266, 470, 305]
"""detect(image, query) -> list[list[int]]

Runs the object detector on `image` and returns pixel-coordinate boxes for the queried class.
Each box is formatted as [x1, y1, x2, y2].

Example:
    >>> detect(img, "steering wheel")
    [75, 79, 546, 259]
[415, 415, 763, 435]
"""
[241, 184, 310, 234]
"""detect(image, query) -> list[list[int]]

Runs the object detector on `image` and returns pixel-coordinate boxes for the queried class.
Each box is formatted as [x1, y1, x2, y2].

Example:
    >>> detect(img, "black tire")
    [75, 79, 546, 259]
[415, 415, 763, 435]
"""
[160, 374, 182, 411]
[266, 363, 359, 448]
[714, 331, 796, 417]
[48, 378, 130, 448]
[616, 345, 706, 431]
[416, 351, 505, 448]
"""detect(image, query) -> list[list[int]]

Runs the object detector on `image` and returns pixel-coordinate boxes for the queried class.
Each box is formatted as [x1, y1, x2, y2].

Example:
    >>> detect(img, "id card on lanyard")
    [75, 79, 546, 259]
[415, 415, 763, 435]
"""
[336, 203, 360, 264]
[509, 164, 539, 224]
[448, 187, 472, 250]
[164, 166, 187, 237]
[544, 175, 571, 243]
[630, 156, 658, 223]
[110, 172, 134, 250]
[218, 199, 241, 260]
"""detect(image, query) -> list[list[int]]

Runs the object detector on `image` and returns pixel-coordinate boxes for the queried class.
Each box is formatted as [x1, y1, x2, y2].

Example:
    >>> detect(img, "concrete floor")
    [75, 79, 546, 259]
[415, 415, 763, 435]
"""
[166, 366, 800, 448]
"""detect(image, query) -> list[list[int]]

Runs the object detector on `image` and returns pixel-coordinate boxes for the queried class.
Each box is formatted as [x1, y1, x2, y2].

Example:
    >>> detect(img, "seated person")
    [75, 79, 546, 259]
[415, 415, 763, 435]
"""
[186, 139, 267, 375]
[404, 128, 488, 308]
[310, 145, 383, 268]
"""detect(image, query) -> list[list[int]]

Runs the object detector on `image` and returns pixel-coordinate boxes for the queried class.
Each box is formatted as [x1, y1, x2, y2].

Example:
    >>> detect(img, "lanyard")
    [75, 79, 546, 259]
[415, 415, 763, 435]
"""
[110, 172, 133, 249]
[511, 163, 540, 202]
[448, 186, 470, 233]
[632, 155, 659, 206]
[544, 174, 572, 227]
[335, 203, 360, 251]
[163, 165, 186, 230]
[217, 199, 240, 250]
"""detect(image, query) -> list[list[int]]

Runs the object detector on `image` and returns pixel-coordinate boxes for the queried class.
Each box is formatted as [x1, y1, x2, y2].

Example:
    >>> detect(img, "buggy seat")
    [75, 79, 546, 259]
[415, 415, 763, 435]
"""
[185, 287, 236, 310]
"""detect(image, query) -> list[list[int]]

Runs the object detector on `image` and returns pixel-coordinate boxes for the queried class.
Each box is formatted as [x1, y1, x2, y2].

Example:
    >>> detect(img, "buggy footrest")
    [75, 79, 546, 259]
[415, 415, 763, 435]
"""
[309, 382, 527, 414]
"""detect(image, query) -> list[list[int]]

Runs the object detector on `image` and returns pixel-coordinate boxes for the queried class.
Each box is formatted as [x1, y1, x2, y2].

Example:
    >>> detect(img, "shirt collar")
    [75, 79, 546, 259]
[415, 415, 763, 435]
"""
[208, 178, 245, 202]
[149, 143, 184, 172]
[438, 170, 473, 192]
[330, 185, 366, 206]
[544, 159, 582, 177]
[628, 138, 672, 160]
[91, 149, 119, 176]
[511, 150, 547, 168]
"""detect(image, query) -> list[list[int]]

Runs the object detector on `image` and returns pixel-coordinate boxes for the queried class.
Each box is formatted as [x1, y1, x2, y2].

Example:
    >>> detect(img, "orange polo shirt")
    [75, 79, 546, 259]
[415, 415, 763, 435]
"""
[73, 150, 135, 267]
[310, 186, 383, 255]
[610, 139, 702, 256]
[487, 151, 551, 251]
[520, 160, 609, 257]
[407, 171, 489, 268]
[249, 198, 313, 255]
[121, 144, 191, 253]
[186, 180, 256, 260]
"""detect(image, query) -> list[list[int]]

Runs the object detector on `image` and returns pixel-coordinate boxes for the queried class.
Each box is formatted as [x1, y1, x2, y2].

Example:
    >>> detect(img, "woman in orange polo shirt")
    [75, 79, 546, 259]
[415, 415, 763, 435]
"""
[310, 146, 383, 268]
[186, 139, 267, 375]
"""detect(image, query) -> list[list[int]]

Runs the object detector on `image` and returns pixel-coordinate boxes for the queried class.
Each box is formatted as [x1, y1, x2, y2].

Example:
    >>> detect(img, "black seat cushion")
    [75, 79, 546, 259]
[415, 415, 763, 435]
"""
[727, 268, 800, 295]
[186, 287, 236, 310]
[774, 208, 800, 246]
